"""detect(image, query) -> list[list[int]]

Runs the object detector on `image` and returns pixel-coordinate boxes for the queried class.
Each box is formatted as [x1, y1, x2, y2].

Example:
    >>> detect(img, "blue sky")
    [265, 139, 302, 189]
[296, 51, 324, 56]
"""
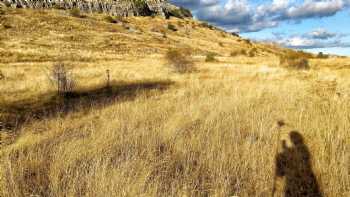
[170, 0, 350, 55]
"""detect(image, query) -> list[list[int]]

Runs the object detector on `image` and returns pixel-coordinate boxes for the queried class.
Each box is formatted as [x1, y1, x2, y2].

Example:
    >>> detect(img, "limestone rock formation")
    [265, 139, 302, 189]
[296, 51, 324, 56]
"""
[0, 0, 192, 18]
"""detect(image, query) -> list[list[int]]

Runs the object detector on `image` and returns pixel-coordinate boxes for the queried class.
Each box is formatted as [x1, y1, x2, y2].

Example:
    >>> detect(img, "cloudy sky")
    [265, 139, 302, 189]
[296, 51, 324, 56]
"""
[170, 0, 350, 55]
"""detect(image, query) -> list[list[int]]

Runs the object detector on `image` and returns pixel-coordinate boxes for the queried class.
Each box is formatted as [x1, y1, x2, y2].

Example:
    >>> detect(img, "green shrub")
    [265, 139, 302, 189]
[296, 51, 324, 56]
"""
[317, 52, 329, 59]
[205, 52, 217, 62]
[165, 49, 195, 73]
[104, 16, 117, 23]
[167, 23, 177, 31]
[70, 8, 83, 18]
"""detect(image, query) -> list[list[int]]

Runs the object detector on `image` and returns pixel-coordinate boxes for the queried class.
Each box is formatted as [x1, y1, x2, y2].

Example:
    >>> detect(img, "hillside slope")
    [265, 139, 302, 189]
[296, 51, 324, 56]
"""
[0, 0, 192, 18]
[0, 7, 279, 64]
[1, 7, 349, 197]
[0, 6, 288, 104]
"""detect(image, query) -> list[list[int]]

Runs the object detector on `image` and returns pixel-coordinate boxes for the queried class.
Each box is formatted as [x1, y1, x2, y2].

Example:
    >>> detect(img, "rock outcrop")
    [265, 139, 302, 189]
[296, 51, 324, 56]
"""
[0, 0, 192, 18]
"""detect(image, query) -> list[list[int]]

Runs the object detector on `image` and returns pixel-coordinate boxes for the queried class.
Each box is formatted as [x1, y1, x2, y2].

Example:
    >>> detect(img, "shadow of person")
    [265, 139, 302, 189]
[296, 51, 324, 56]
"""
[275, 131, 322, 197]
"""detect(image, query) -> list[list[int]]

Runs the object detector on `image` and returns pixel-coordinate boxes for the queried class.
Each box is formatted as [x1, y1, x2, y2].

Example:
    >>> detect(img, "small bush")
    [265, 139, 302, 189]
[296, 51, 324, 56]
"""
[104, 16, 117, 23]
[317, 52, 329, 59]
[165, 49, 195, 73]
[248, 48, 258, 57]
[70, 8, 83, 18]
[243, 39, 252, 46]
[205, 52, 217, 62]
[280, 54, 310, 70]
[167, 23, 177, 31]
[231, 32, 239, 37]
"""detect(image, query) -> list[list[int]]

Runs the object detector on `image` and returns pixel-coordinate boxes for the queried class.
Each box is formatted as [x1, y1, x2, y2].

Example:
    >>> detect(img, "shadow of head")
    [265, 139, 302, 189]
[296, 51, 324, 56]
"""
[289, 131, 304, 146]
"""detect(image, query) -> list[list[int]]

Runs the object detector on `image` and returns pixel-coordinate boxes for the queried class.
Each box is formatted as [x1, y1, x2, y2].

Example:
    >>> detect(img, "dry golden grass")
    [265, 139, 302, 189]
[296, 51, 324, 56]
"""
[0, 8, 349, 197]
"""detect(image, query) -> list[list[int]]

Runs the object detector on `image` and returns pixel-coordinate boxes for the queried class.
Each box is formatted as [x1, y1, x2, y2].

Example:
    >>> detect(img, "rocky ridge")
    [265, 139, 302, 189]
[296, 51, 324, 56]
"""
[0, 0, 192, 18]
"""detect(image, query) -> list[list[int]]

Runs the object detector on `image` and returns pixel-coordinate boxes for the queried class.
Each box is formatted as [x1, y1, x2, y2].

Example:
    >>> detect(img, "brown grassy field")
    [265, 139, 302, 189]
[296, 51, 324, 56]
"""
[0, 8, 349, 197]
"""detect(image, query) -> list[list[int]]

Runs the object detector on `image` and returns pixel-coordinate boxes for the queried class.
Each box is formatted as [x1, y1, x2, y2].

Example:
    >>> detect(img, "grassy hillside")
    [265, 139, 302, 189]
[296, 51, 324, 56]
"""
[1, 7, 349, 197]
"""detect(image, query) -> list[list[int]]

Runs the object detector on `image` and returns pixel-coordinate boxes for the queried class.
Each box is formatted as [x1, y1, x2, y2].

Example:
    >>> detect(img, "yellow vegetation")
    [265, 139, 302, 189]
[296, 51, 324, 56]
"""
[0, 8, 349, 197]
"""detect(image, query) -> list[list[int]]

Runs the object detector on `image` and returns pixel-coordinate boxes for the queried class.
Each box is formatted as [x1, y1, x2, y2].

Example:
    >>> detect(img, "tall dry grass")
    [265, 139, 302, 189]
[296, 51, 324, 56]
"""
[0, 61, 349, 196]
[0, 8, 349, 197]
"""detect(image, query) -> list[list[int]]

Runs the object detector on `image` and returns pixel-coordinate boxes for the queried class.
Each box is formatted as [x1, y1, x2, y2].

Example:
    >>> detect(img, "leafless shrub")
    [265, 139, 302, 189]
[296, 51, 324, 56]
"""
[165, 49, 196, 73]
[248, 48, 258, 57]
[49, 62, 76, 95]
[205, 52, 218, 62]
[280, 53, 310, 70]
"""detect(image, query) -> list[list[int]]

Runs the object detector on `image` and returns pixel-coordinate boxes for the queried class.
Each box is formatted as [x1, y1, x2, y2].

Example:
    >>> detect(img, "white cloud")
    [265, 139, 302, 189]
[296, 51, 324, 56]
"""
[171, 0, 350, 33]
[308, 28, 336, 39]
[283, 0, 344, 19]
[266, 28, 350, 49]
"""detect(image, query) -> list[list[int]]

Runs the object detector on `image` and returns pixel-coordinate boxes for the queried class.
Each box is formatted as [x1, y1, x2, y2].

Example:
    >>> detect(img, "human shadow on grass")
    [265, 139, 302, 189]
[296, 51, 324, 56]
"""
[275, 131, 323, 197]
[0, 80, 174, 131]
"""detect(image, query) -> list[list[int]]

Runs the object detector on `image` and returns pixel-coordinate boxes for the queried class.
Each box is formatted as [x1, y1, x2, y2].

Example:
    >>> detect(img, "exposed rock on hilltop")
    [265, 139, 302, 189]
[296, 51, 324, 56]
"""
[0, 0, 192, 18]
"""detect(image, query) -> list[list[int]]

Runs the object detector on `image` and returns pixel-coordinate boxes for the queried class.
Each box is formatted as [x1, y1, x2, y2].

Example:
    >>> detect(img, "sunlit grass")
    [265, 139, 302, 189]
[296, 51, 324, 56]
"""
[0, 8, 349, 197]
